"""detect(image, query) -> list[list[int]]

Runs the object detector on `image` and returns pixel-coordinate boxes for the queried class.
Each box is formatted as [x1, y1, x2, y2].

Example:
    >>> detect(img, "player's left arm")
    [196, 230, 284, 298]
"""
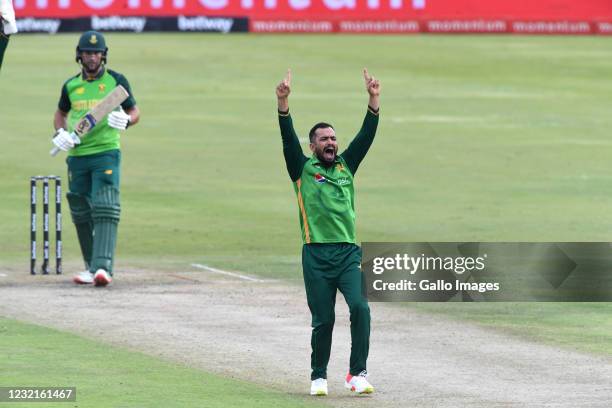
[124, 105, 140, 127]
[108, 72, 140, 129]
[340, 68, 380, 175]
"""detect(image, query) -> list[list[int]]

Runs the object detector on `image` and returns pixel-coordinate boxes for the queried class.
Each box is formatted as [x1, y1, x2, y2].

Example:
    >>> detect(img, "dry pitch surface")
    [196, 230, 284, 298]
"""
[1, 266, 611, 408]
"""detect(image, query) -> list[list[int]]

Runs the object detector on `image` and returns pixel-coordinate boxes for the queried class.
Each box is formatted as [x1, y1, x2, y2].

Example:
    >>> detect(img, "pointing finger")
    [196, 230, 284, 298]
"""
[363, 68, 371, 82]
[286, 68, 292, 86]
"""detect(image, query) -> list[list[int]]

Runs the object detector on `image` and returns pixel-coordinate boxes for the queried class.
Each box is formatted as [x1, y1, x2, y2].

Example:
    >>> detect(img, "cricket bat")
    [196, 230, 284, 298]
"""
[50, 85, 129, 156]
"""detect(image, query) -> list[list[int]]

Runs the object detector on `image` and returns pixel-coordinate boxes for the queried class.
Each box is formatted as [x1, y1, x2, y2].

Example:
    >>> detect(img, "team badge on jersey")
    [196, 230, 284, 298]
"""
[336, 163, 345, 173]
[76, 87, 85, 95]
[99, 84, 106, 93]
[315, 173, 327, 184]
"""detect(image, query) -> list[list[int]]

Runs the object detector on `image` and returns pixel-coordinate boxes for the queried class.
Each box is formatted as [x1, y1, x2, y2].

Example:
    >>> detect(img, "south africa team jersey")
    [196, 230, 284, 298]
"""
[58, 68, 136, 157]
[279, 108, 379, 244]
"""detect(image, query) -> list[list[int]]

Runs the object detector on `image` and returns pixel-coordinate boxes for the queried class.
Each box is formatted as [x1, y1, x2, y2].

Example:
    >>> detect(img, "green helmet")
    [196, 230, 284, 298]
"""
[75, 31, 108, 63]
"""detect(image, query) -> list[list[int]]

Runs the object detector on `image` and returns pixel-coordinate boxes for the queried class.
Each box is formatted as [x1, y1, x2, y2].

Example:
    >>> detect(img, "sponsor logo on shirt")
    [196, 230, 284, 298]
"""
[315, 173, 327, 184]
[76, 87, 85, 95]
[72, 100, 100, 111]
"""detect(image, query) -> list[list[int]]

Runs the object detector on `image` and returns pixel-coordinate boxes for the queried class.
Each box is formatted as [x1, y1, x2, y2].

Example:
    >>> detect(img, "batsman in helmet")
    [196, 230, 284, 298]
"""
[52, 31, 140, 286]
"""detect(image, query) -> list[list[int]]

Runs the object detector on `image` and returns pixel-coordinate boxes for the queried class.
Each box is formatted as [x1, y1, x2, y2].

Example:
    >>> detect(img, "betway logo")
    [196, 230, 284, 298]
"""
[92, 16, 147, 32]
[178, 16, 234, 33]
[16, 18, 60, 34]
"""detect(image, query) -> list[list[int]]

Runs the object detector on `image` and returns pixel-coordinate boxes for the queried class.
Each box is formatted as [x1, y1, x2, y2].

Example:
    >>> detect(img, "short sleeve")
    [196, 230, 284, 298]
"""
[57, 83, 71, 113]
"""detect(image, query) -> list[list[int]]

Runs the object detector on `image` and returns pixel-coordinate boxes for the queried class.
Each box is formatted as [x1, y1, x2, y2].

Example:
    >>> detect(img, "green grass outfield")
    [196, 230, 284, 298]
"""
[1, 34, 611, 357]
[411, 302, 612, 355]
[0, 318, 326, 408]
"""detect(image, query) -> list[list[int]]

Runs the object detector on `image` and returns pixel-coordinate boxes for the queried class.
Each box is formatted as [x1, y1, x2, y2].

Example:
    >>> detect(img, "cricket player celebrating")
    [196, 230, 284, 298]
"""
[52, 31, 140, 286]
[276, 69, 380, 396]
[0, 0, 18, 71]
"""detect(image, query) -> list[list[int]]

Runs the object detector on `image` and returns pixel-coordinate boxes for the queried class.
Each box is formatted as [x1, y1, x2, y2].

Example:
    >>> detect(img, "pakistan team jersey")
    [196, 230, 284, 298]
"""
[58, 68, 136, 157]
[279, 108, 379, 244]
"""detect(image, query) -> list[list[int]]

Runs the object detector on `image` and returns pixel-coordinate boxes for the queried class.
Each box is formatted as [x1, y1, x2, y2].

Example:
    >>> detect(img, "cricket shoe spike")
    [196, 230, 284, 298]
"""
[345, 371, 374, 394]
[94, 269, 112, 287]
[73, 270, 94, 284]
[310, 378, 328, 396]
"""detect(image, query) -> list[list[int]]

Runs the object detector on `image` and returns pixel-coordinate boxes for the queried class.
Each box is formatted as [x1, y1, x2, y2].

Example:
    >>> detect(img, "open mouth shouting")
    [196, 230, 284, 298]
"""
[323, 145, 337, 162]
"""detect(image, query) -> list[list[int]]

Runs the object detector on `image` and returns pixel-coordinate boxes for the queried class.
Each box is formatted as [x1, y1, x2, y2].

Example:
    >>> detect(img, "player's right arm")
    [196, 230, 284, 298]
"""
[277, 69, 307, 182]
[51, 81, 78, 152]
[54, 82, 71, 130]
[52, 108, 77, 151]
[54, 109, 68, 130]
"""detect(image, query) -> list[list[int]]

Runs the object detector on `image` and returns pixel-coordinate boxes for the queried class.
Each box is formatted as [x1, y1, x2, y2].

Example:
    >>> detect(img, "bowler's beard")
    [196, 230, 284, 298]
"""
[315, 145, 337, 167]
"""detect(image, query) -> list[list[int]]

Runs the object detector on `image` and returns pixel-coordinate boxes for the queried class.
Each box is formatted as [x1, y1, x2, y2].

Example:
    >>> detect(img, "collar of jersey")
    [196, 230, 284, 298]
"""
[81, 67, 106, 82]
[310, 154, 341, 167]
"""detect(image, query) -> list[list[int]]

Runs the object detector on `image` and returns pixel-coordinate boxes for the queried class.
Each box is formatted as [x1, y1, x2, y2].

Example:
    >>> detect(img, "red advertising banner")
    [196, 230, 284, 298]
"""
[13, 0, 612, 19]
[13, 0, 612, 34]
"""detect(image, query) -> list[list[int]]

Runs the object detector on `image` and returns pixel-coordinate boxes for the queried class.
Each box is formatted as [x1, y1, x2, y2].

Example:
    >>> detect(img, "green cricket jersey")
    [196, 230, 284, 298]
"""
[58, 68, 136, 157]
[279, 107, 379, 244]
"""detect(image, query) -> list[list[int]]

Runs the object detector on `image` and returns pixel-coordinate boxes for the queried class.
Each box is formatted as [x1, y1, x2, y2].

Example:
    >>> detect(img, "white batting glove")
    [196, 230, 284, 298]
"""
[0, 0, 18, 35]
[107, 109, 131, 130]
[52, 128, 80, 151]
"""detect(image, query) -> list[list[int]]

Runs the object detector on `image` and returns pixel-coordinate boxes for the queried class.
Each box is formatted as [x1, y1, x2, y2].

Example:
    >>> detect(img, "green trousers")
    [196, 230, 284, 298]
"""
[302, 243, 370, 380]
[67, 149, 121, 273]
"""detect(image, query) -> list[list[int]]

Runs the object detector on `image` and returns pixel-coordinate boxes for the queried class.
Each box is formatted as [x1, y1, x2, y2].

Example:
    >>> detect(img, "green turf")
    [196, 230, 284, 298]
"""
[0, 318, 326, 408]
[1, 34, 611, 355]
[3, 34, 612, 272]
[410, 302, 612, 355]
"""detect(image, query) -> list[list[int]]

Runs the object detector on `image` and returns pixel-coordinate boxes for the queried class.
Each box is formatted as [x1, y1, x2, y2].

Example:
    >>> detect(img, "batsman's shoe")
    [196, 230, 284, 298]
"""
[310, 378, 328, 396]
[345, 371, 374, 394]
[73, 271, 94, 285]
[94, 269, 112, 287]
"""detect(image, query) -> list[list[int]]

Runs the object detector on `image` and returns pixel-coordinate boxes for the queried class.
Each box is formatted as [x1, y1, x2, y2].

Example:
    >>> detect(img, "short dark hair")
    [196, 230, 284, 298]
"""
[309, 122, 334, 143]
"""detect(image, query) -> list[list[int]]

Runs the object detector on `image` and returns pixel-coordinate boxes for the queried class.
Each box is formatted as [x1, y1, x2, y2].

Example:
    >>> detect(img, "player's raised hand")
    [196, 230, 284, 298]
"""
[363, 68, 380, 97]
[276, 69, 292, 99]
